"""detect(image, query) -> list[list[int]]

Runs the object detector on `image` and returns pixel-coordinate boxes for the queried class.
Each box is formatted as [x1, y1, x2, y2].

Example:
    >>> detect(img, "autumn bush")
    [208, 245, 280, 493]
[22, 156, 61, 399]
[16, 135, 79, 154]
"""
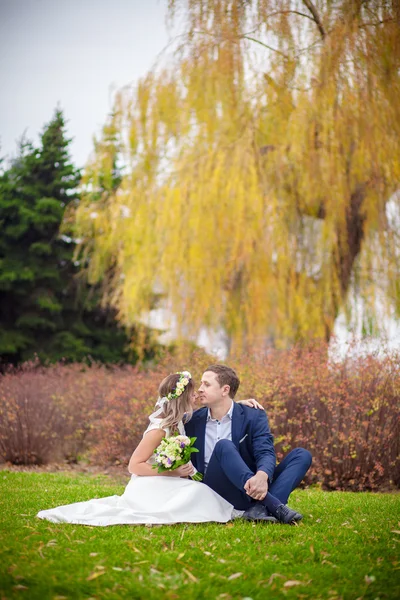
[236, 342, 400, 491]
[0, 349, 205, 467]
[0, 360, 111, 464]
[87, 366, 162, 465]
[0, 344, 398, 490]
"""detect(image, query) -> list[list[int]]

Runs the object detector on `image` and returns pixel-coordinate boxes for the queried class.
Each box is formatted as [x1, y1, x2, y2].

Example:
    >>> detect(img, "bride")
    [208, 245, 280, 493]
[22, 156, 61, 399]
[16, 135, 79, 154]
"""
[37, 370, 258, 526]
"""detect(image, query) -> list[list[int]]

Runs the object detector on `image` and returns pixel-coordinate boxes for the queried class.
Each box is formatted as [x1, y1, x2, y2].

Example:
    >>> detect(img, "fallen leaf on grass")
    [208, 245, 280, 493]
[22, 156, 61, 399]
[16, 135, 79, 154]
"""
[176, 552, 185, 560]
[37, 542, 45, 559]
[321, 560, 337, 568]
[391, 530, 400, 535]
[13, 585, 28, 590]
[310, 545, 314, 555]
[86, 571, 105, 581]
[268, 573, 285, 585]
[182, 568, 199, 583]
[227, 572, 242, 581]
[284, 580, 303, 588]
[89, 553, 98, 557]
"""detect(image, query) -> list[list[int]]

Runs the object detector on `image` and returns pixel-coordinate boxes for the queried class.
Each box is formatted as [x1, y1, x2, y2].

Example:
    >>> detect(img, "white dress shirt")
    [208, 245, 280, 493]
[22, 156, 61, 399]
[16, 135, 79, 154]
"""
[204, 401, 234, 472]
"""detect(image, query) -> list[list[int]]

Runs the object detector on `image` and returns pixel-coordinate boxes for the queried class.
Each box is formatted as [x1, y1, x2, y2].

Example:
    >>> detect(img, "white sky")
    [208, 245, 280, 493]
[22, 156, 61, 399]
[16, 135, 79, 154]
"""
[0, 0, 168, 166]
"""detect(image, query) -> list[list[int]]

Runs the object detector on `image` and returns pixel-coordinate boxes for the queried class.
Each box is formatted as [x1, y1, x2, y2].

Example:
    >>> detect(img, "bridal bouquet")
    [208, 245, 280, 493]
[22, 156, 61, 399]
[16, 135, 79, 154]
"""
[153, 435, 203, 481]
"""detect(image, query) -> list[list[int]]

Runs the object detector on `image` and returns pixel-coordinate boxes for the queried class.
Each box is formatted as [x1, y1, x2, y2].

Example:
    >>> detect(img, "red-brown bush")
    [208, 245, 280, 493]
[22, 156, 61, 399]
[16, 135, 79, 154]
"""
[236, 342, 400, 491]
[0, 360, 112, 464]
[0, 344, 398, 490]
[87, 366, 163, 465]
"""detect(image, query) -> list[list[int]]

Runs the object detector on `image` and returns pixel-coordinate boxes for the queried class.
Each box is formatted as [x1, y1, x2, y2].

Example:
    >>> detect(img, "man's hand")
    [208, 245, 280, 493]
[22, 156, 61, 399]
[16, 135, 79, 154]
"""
[244, 471, 269, 501]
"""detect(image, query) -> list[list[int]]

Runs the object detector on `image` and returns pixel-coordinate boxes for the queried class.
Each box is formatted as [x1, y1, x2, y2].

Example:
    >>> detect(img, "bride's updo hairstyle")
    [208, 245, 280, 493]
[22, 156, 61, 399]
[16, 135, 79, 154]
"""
[158, 373, 194, 432]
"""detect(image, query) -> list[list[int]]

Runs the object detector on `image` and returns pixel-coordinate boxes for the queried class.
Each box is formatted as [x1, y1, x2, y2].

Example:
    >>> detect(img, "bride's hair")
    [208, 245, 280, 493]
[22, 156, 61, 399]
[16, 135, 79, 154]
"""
[158, 373, 194, 432]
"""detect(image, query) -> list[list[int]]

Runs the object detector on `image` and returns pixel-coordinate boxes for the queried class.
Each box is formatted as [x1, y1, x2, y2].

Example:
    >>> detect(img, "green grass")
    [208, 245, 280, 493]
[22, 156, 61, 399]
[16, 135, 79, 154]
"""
[0, 472, 399, 599]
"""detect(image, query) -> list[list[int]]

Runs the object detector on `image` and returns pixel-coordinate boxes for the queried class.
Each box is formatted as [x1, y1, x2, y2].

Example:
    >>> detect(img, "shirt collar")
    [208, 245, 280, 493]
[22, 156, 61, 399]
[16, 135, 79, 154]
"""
[207, 401, 234, 422]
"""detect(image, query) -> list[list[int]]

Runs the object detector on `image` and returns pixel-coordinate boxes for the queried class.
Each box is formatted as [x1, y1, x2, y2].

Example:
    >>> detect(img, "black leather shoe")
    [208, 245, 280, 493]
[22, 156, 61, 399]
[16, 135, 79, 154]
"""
[274, 504, 303, 524]
[242, 503, 278, 523]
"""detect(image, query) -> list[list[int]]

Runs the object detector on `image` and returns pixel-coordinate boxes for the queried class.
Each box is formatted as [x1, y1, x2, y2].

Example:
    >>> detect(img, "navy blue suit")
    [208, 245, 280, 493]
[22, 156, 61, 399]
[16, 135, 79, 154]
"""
[185, 404, 312, 510]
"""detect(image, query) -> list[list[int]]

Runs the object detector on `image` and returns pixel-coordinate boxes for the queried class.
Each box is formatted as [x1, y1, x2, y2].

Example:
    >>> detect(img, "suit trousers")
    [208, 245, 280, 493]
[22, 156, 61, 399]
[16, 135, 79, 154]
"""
[203, 439, 312, 510]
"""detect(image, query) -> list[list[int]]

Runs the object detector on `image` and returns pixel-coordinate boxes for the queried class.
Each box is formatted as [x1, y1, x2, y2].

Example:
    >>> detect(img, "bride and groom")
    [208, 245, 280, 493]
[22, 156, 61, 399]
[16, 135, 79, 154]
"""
[37, 365, 312, 526]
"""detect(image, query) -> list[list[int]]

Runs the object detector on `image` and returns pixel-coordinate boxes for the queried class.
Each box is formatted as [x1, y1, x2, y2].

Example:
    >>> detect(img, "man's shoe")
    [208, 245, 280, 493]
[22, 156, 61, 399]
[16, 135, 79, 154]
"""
[274, 504, 303, 524]
[242, 503, 278, 523]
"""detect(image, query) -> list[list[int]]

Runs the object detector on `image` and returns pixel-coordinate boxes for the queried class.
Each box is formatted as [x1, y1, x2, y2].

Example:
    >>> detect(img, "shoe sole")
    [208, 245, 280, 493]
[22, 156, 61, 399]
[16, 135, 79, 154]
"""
[288, 515, 303, 525]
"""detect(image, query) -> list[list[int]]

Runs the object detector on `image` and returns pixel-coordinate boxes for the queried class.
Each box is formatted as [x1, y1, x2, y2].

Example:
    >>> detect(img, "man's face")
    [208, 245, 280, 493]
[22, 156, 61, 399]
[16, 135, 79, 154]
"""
[197, 371, 228, 406]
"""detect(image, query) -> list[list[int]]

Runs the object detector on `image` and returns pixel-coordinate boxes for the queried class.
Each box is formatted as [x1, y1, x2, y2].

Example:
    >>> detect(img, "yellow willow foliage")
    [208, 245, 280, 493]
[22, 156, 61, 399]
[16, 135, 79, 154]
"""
[74, 0, 400, 353]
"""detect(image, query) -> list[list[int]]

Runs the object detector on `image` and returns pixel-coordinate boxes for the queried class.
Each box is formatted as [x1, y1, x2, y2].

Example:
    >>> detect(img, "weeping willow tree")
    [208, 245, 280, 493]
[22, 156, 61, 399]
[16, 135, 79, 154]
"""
[74, 0, 400, 353]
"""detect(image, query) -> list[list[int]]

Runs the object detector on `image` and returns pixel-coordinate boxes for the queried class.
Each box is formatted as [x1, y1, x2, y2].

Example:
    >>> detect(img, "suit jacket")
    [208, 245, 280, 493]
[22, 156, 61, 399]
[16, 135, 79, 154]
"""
[184, 403, 276, 480]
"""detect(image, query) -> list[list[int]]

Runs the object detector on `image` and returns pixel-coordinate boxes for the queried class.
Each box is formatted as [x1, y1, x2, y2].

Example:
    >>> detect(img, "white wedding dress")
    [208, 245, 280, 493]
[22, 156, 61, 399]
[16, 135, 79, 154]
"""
[37, 417, 236, 526]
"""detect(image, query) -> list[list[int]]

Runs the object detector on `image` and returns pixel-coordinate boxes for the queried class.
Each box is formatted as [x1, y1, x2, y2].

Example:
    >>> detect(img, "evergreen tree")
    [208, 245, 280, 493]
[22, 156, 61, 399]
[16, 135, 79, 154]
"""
[0, 109, 158, 366]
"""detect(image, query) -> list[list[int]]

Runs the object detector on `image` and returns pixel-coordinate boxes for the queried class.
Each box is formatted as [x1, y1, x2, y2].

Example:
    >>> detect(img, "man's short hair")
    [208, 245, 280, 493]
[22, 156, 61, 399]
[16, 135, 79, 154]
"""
[205, 365, 240, 398]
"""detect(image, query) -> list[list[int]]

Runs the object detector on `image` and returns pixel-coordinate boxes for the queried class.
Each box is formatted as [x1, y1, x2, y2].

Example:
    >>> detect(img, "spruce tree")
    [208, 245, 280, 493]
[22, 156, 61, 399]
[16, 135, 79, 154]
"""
[0, 109, 157, 366]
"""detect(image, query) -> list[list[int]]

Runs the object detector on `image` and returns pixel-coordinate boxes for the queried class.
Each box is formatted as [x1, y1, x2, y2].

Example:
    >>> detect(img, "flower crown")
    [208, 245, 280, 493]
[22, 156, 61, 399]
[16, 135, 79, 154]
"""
[156, 371, 192, 407]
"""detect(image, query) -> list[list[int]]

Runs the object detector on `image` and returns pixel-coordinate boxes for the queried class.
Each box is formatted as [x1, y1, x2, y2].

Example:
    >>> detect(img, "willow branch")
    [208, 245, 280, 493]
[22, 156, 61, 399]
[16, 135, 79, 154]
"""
[302, 0, 327, 39]
[242, 35, 289, 58]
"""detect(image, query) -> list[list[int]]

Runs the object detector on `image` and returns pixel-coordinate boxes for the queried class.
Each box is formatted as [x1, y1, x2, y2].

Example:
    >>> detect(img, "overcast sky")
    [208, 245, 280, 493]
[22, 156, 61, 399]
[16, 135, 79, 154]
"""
[0, 0, 168, 167]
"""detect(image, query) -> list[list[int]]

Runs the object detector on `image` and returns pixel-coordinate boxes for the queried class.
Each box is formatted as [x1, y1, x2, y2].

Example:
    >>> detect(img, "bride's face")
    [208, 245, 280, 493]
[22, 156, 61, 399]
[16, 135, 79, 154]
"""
[190, 391, 199, 407]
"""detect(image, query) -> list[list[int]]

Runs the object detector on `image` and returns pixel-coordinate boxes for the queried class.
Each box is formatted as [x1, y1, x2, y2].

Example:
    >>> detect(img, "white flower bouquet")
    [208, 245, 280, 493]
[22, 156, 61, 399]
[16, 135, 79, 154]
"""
[153, 434, 203, 481]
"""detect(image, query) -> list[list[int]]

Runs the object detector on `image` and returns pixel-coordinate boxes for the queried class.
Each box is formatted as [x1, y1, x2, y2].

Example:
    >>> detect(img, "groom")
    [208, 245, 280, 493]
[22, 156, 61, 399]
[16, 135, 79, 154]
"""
[185, 365, 312, 524]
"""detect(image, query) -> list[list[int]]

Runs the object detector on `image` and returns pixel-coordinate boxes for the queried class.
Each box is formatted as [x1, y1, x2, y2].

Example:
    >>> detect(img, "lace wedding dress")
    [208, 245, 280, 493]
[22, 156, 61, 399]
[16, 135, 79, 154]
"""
[37, 417, 236, 526]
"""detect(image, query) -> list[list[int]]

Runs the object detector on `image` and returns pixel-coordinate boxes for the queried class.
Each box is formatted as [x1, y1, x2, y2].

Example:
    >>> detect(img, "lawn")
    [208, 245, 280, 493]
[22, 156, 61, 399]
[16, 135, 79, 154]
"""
[0, 471, 399, 599]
